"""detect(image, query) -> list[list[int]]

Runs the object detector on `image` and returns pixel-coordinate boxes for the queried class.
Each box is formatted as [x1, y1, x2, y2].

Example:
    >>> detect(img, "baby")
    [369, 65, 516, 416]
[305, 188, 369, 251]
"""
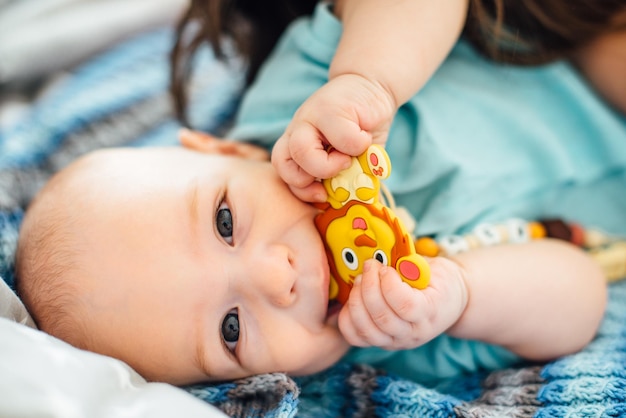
[15, 131, 606, 386]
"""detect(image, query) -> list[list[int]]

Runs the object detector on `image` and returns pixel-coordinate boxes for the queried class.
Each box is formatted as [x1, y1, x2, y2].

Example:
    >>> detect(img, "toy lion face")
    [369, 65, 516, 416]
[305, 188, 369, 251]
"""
[314, 144, 430, 305]
[315, 200, 417, 304]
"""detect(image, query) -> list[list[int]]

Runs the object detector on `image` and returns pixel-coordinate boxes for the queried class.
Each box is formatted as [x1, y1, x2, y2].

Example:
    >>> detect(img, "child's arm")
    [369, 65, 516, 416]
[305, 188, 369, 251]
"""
[338, 239, 606, 360]
[271, 0, 468, 202]
[331, 0, 468, 109]
[572, 29, 626, 115]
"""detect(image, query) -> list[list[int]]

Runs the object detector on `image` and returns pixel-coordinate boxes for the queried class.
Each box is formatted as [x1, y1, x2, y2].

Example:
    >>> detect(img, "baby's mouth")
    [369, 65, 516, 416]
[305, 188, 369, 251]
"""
[326, 299, 341, 321]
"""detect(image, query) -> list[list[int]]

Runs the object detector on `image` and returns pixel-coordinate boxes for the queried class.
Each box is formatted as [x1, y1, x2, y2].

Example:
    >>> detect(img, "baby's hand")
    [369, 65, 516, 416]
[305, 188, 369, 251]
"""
[338, 258, 468, 350]
[271, 74, 396, 202]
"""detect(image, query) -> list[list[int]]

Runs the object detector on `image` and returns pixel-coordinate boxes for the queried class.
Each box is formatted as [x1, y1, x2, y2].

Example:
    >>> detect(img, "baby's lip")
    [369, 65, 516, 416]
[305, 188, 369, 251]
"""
[319, 259, 337, 322]
[322, 268, 330, 301]
[325, 300, 341, 325]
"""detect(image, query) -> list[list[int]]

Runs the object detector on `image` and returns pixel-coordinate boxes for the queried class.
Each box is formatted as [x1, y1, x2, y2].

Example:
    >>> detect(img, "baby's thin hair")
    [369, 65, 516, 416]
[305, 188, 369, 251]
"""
[15, 186, 93, 350]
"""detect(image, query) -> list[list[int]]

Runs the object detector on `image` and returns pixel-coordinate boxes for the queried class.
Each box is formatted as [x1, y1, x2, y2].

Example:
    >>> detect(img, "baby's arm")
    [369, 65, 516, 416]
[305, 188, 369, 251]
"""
[272, 0, 468, 202]
[338, 239, 606, 361]
[448, 239, 606, 360]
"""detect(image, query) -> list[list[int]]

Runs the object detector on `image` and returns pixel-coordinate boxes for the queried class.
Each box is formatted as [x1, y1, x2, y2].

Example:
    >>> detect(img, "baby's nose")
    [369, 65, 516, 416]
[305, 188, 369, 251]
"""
[248, 244, 297, 307]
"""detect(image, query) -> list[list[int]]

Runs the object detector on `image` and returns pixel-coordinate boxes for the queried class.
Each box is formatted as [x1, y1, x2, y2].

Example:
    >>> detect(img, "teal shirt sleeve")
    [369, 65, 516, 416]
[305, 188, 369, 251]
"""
[342, 336, 521, 386]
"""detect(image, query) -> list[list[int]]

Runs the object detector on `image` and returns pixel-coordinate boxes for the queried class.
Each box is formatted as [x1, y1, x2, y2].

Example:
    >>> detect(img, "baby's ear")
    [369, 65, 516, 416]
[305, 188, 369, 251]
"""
[178, 129, 269, 161]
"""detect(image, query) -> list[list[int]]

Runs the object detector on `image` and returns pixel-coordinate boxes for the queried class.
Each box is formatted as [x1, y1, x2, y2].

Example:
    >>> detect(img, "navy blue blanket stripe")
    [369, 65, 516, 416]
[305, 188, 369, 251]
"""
[537, 281, 626, 417]
[0, 30, 242, 171]
[0, 210, 22, 287]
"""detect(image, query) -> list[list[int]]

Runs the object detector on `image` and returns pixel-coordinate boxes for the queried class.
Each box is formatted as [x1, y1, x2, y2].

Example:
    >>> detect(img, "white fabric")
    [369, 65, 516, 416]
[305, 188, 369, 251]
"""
[0, 280, 226, 416]
[0, 0, 189, 83]
[0, 316, 227, 417]
[0, 278, 35, 328]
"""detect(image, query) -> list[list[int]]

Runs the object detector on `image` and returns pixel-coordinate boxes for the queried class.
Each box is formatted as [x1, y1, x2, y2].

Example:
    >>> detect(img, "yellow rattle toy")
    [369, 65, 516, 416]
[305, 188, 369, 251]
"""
[315, 144, 431, 305]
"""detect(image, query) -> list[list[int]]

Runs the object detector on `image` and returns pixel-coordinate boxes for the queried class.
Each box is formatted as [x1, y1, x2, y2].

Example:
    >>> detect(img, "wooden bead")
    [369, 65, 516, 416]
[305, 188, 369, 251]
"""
[540, 219, 572, 242]
[588, 241, 626, 282]
[569, 223, 585, 247]
[584, 228, 613, 248]
[415, 237, 440, 257]
[438, 235, 470, 256]
[528, 222, 546, 239]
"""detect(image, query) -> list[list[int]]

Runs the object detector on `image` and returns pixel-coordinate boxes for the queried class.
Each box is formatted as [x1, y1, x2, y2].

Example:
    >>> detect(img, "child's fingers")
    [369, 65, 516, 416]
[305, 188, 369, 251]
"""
[287, 182, 327, 203]
[271, 134, 317, 188]
[379, 266, 426, 324]
[271, 132, 331, 202]
[288, 124, 352, 180]
[360, 261, 412, 338]
[338, 277, 393, 347]
[379, 257, 470, 346]
[315, 115, 372, 157]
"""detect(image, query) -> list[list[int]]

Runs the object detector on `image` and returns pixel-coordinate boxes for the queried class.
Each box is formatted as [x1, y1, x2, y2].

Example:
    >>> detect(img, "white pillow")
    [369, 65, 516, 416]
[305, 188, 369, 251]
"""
[0, 0, 189, 84]
[0, 280, 226, 418]
[0, 278, 35, 328]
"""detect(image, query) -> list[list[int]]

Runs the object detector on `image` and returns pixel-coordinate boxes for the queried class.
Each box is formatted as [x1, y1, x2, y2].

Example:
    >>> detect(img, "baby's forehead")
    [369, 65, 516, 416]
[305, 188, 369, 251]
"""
[80, 147, 237, 175]
[46, 147, 257, 222]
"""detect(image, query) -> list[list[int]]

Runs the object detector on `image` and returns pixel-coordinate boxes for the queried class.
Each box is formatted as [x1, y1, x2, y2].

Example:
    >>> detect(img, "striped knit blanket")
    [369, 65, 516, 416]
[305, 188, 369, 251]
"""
[2, 29, 625, 418]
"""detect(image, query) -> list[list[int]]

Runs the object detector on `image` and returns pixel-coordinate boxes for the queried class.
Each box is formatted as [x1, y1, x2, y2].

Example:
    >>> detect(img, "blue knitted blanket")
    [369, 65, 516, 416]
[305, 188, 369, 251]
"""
[2, 29, 625, 418]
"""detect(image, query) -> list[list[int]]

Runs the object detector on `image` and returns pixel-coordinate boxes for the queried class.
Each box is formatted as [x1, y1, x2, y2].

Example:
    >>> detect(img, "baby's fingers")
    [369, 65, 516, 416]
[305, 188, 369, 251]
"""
[271, 134, 318, 195]
[338, 276, 393, 347]
[379, 266, 427, 324]
[288, 124, 352, 179]
[360, 261, 413, 339]
[314, 114, 372, 157]
[287, 182, 328, 204]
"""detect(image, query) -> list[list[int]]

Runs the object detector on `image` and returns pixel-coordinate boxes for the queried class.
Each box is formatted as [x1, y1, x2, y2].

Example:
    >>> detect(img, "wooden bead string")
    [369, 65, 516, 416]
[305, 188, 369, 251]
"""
[380, 186, 625, 283]
[414, 218, 626, 283]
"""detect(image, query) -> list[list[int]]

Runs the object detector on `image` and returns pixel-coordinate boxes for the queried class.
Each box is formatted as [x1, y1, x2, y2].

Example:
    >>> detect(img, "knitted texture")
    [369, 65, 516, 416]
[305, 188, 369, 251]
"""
[2, 28, 625, 418]
[185, 284, 626, 418]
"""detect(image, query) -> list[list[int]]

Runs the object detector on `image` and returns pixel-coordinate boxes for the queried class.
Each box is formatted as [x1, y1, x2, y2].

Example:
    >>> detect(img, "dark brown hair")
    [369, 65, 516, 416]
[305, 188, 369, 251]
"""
[170, 0, 626, 125]
[170, 0, 317, 126]
[465, 0, 626, 65]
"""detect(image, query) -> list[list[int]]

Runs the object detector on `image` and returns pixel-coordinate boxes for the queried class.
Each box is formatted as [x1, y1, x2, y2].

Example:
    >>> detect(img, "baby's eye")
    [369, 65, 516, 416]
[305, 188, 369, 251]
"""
[216, 201, 233, 244]
[221, 311, 239, 352]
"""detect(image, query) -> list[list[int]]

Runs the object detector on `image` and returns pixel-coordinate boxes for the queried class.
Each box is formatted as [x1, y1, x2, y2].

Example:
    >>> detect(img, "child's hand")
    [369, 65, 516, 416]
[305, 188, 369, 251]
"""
[337, 258, 468, 350]
[271, 74, 396, 202]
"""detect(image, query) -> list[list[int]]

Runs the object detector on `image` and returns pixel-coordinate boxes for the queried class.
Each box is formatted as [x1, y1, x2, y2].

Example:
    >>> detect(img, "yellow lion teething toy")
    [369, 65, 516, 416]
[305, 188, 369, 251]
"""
[315, 145, 430, 305]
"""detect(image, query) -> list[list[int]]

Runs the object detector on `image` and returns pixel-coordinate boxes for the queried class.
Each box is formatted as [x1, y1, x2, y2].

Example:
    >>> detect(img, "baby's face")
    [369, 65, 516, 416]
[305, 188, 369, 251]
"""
[67, 147, 348, 384]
